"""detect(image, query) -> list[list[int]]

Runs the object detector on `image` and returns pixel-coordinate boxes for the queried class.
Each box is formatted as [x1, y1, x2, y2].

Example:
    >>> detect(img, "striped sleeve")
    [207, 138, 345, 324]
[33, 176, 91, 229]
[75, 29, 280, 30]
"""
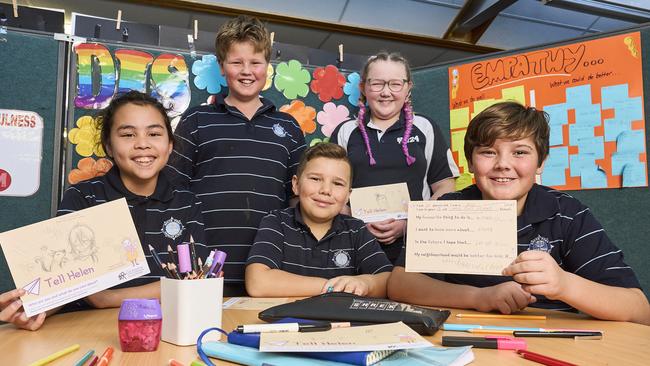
[562, 204, 641, 289]
[285, 115, 306, 200]
[167, 108, 199, 187]
[56, 185, 92, 216]
[354, 222, 393, 275]
[185, 195, 207, 247]
[246, 212, 285, 269]
[422, 116, 459, 185]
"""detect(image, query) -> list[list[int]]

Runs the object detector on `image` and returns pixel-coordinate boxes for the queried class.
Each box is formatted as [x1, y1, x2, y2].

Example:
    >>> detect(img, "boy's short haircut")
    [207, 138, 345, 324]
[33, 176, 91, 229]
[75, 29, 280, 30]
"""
[464, 101, 550, 166]
[296, 142, 353, 181]
[215, 15, 271, 63]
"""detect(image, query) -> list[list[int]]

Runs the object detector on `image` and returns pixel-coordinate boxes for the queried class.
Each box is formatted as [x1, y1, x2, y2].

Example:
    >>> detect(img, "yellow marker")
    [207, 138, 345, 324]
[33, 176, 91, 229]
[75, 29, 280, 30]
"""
[456, 313, 547, 320]
[29, 344, 80, 366]
[468, 328, 514, 335]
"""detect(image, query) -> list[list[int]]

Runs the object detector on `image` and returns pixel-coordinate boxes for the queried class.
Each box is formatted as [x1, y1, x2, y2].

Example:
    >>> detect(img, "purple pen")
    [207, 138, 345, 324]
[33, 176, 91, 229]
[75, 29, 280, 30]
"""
[177, 243, 191, 274]
[208, 250, 227, 278]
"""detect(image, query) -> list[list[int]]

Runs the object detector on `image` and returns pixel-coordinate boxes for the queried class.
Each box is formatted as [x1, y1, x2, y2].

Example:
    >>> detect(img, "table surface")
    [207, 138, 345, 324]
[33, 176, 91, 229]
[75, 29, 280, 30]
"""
[1, 301, 649, 365]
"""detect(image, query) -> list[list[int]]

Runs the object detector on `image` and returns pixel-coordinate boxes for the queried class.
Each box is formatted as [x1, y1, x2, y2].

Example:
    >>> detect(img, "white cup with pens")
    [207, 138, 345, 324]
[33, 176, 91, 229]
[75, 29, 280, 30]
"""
[154, 243, 227, 345]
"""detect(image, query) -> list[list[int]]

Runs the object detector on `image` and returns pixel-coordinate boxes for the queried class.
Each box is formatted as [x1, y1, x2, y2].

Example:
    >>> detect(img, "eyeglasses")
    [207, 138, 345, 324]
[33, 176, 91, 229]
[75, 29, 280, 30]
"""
[366, 79, 409, 92]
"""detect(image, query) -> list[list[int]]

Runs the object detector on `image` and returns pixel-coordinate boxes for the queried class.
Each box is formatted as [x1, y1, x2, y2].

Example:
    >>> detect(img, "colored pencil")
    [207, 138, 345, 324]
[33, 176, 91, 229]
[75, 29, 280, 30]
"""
[189, 235, 198, 272]
[88, 356, 99, 366]
[28, 344, 80, 366]
[456, 313, 546, 320]
[517, 349, 577, 366]
[73, 350, 95, 366]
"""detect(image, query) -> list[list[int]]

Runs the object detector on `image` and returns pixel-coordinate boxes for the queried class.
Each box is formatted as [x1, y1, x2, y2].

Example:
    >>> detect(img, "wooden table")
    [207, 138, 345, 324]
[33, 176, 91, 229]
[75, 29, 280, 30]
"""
[1, 303, 649, 365]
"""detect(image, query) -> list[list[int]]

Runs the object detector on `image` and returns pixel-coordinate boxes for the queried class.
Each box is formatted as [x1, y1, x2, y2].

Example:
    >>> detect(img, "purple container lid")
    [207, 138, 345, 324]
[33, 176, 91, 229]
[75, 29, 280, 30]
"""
[118, 299, 162, 321]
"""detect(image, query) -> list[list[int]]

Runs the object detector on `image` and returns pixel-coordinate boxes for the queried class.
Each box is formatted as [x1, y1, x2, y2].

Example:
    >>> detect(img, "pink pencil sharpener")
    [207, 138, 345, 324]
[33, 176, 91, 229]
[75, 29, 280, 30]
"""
[118, 299, 163, 352]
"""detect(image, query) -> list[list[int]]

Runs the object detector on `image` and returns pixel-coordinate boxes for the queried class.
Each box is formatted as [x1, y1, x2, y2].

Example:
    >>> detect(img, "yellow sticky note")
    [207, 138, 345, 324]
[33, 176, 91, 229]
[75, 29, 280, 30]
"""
[450, 107, 470, 130]
[501, 85, 526, 104]
[455, 172, 474, 190]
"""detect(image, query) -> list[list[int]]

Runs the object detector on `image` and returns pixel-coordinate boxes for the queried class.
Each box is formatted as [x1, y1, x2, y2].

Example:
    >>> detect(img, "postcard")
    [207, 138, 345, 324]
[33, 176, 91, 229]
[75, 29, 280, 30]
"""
[0, 198, 150, 316]
[260, 321, 431, 352]
[405, 200, 517, 275]
[350, 183, 410, 223]
[222, 297, 293, 310]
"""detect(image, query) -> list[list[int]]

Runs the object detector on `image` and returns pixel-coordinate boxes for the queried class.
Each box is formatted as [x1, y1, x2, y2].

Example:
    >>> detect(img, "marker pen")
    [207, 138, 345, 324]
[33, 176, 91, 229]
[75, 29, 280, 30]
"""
[208, 250, 227, 278]
[177, 243, 191, 274]
[442, 336, 527, 350]
[235, 322, 343, 333]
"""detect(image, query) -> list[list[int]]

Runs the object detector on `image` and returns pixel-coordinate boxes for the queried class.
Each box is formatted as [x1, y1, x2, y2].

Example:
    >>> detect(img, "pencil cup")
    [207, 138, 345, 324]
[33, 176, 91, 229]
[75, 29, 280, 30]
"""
[160, 277, 224, 346]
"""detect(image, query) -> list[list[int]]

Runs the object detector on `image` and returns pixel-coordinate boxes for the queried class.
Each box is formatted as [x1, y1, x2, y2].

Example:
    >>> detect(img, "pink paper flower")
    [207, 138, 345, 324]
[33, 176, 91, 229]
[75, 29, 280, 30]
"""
[317, 102, 352, 137]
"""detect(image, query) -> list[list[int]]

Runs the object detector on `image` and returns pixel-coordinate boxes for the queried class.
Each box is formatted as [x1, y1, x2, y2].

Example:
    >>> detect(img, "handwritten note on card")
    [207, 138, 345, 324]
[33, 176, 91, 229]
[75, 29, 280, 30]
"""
[350, 183, 410, 223]
[405, 200, 517, 275]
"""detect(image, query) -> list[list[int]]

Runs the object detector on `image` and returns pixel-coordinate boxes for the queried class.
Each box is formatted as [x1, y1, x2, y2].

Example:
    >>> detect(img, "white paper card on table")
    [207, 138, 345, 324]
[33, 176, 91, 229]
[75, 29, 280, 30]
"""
[349, 182, 410, 223]
[259, 321, 431, 352]
[0, 198, 150, 316]
[405, 200, 517, 275]
[222, 297, 292, 310]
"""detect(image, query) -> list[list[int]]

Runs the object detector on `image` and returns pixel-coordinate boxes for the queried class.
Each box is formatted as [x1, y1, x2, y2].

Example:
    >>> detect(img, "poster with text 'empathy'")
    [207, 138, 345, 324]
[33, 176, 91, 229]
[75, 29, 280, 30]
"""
[449, 32, 646, 190]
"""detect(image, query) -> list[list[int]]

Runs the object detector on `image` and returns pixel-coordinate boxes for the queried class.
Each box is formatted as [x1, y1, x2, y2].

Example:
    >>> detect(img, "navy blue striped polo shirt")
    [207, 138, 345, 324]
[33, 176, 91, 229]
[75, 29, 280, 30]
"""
[331, 112, 459, 261]
[166, 96, 306, 291]
[57, 166, 208, 287]
[246, 206, 393, 278]
[396, 184, 642, 311]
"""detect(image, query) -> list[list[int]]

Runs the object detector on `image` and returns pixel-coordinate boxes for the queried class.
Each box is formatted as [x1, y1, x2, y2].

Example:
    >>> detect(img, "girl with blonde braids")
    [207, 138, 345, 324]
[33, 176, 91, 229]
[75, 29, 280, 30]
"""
[331, 52, 459, 263]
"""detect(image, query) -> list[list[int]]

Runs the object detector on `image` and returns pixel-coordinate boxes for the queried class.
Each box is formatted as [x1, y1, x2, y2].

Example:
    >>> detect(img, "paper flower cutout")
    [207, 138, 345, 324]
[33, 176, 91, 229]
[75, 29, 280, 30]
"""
[344, 72, 361, 105]
[263, 64, 274, 91]
[68, 157, 113, 184]
[274, 60, 311, 99]
[192, 54, 227, 94]
[280, 100, 317, 135]
[317, 102, 352, 137]
[68, 116, 105, 157]
[310, 65, 346, 102]
[309, 137, 330, 147]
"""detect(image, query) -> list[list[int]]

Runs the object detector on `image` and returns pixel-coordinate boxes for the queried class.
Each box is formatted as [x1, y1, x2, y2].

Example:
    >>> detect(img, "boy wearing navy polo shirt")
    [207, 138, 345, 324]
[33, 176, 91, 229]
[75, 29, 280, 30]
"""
[245, 143, 392, 297]
[167, 16, 306, 296]
[388, 102, 650, 325]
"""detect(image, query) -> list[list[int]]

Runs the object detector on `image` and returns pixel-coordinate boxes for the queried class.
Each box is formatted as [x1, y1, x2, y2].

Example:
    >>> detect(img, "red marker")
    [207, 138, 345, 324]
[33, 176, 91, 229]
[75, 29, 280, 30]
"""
[517, 349, 578, 366]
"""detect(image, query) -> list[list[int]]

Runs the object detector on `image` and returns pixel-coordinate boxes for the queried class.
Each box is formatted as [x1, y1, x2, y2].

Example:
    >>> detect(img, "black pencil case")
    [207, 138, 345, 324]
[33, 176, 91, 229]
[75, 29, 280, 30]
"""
[258, 292, 450, 335]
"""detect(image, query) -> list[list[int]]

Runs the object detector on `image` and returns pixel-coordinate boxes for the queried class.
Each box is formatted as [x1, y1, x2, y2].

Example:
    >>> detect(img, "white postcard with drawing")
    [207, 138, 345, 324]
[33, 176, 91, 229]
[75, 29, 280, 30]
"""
[350, 182, 410, 223]
[0, 198, 150, 316]
[405, 200, 517, 276]
[260, 321, 431, 352]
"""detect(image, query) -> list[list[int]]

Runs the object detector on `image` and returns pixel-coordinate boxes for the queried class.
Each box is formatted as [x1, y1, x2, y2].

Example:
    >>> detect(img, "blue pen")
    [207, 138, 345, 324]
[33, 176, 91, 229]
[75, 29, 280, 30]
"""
[443, 323, 542, 332]
[73, 349, 95, 366]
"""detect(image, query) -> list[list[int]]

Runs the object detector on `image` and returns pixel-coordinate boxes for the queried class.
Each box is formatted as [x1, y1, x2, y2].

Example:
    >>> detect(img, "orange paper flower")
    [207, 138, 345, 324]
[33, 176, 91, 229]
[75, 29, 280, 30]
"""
[68, 157, 113, 184]
[280, 100, 317, 135]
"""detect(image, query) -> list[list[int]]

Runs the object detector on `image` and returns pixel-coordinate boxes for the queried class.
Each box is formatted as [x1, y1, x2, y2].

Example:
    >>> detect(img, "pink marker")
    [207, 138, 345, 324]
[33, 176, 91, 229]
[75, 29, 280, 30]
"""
[177, 243, 191, 274]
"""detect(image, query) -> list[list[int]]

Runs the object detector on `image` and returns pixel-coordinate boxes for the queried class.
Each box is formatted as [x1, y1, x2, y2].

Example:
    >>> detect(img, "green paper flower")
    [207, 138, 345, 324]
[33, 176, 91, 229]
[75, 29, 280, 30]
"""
[274, 60, 311, 99]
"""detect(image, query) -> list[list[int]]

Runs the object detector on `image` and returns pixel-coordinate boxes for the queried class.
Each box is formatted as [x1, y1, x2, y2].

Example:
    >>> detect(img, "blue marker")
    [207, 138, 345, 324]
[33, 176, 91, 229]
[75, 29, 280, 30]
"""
[73, 349, 95, 366]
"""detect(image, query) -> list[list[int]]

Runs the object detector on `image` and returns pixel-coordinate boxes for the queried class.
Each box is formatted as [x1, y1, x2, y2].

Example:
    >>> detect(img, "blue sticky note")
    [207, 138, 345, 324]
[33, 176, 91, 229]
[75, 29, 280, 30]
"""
[569, 153, 597, 178]
[611, 152, 639, 175]
[601, 84, 630, 109]
[622, 162, 647, 187]
[574, 104, 601, 127]
[543, 103, 568, 126]
[604, 118, 630, 142]
[615, 97, 643, 122]
[542, 147, 569, 185]
[550, 124, 564, 146]
[577, 136, 604, 159]
[565, 85, 592, 109]
[616, 130, 645, 153]
[580, 167, 607, 189]
[569, 124, 594, 146]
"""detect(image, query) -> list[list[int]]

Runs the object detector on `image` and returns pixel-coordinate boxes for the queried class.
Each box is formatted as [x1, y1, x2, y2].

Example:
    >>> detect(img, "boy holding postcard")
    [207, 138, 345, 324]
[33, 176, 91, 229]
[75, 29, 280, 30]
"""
[245, 143, 392, 297]
[388, 102, 650, 324]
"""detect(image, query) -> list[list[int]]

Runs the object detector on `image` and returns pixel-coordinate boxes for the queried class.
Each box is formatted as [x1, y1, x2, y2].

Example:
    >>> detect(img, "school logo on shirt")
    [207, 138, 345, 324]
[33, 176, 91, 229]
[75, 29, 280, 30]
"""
[332, 249, 351, 268]
[528, 235, 552, 253]
[162, 217, 184, 240]
[396, 135, 419, 144]
[272, 123, 287, 137]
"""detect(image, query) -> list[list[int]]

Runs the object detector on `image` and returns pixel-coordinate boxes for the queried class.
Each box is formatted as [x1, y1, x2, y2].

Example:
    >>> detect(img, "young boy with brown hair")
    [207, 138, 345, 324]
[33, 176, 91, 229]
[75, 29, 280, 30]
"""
[245, 143, 393, 297]
[167, 16, 306, 296]
[388, 101, 650, 324]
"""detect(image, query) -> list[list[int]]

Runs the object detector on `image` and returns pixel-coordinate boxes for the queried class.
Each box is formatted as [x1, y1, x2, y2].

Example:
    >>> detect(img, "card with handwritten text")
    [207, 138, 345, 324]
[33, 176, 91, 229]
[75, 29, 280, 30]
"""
[405, 200, 517, 275]
[350, 183, 410, 223]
